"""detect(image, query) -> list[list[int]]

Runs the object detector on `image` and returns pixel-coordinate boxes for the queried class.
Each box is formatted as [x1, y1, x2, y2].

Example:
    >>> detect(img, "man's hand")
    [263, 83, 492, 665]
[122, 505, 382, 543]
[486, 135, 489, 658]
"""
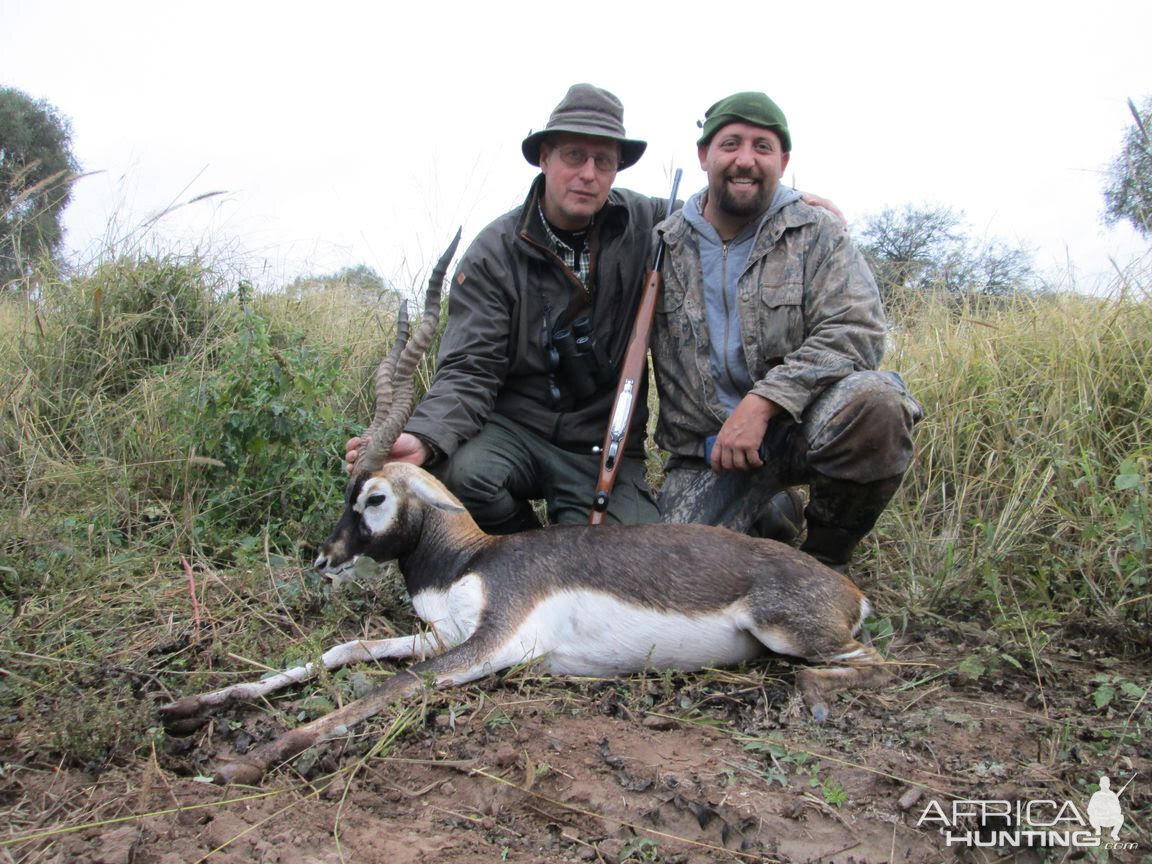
[344, 432, 429, 473]
[799, 193, 846, 229]
[710, 394, 781, 472]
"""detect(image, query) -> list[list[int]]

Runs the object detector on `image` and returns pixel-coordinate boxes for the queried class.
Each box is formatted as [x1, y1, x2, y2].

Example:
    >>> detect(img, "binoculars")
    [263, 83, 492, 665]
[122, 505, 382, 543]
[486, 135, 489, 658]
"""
[552, 316, 613, 402]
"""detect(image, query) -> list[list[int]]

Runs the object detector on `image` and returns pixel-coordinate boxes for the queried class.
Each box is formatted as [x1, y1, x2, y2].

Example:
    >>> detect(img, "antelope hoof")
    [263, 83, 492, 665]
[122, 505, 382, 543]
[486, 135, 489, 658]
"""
[795, 670, 829, 723]
[162, 715, 208, 736]
[158, 697, 205, 726]
[212, 758, 267, 786]
[808, 700, 829, 724]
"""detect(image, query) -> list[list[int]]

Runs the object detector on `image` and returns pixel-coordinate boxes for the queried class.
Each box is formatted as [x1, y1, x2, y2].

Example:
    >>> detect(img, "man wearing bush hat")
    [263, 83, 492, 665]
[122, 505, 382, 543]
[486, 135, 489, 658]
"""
[652, 91, 922, 570]
[349, 83, 667, 531]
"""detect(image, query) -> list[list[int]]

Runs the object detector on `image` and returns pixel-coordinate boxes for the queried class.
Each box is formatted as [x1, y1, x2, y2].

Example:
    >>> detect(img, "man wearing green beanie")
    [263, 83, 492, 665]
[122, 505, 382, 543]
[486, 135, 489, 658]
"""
[651, 91, 922, 571]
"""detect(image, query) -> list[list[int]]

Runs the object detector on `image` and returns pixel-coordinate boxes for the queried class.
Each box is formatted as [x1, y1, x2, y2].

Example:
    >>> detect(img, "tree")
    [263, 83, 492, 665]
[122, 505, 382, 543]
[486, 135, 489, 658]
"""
[1102, 96, 1152, 239]
[285, 263, 393, 302]
[857, 205, 962, 293]
[0, 87, 80, 288]
[857, 204, 1035, 299]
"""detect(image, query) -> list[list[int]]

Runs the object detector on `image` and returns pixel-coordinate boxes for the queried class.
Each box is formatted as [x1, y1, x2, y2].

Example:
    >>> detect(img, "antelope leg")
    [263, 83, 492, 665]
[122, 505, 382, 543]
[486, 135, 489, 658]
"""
[159, 634, 438, 728]
[211, 628, 509, 785]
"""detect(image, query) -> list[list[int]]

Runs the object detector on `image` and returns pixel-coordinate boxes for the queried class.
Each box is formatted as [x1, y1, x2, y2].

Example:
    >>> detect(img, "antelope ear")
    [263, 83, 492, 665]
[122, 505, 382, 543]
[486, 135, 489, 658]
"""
[406, 471, 467, 513]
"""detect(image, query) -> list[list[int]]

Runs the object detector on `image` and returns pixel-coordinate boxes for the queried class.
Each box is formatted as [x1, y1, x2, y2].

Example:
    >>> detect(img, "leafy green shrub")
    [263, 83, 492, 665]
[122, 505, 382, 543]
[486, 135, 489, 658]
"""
[164, 309, 358, 555]
[33, 254, 220, 397]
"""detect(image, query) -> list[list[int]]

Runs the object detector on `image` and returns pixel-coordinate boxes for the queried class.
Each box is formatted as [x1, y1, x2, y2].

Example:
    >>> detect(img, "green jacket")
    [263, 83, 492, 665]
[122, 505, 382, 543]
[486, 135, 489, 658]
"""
[405, 176, 669, 459]
[651, 198, 888, 458]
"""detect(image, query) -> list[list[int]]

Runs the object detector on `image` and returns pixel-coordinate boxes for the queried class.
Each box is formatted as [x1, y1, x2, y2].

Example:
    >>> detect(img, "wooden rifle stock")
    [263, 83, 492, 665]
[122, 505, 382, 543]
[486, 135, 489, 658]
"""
[589, 169, 681, 525]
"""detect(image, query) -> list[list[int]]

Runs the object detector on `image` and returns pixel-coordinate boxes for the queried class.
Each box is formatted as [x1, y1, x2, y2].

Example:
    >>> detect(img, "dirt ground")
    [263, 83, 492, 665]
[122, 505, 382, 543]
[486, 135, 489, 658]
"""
[2, 624, 1149, 864]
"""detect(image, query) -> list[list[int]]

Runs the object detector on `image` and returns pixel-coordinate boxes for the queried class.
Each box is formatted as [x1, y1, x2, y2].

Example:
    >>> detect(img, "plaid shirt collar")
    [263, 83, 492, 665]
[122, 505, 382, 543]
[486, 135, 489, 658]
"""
[537, 202, 592, 289]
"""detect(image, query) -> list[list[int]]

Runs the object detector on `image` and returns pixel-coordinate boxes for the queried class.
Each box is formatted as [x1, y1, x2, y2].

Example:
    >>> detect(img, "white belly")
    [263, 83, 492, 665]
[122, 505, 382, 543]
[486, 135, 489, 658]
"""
[504, 589, 763, 675]
[411, 573, 485, 647]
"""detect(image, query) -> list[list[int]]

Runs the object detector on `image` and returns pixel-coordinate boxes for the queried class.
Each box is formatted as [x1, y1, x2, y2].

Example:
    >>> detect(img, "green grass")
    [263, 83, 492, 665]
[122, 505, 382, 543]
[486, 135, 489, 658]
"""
[0, 244, 1149, 773]
[875, 288, 1151, 638]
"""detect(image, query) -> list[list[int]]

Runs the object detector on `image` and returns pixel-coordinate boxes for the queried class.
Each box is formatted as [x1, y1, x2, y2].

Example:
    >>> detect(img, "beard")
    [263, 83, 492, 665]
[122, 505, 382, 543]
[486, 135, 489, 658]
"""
[713, 173, 775, 219]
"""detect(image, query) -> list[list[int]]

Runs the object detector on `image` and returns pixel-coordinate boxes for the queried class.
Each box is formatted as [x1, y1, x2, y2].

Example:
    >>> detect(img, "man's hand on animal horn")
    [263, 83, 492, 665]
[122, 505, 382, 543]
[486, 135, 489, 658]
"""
[344, 433, 428, 473]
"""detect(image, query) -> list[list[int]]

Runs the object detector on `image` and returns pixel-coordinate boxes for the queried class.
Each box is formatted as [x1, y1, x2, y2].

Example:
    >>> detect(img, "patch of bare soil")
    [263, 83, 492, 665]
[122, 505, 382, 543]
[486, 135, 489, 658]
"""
[3, 629, 1149, 863]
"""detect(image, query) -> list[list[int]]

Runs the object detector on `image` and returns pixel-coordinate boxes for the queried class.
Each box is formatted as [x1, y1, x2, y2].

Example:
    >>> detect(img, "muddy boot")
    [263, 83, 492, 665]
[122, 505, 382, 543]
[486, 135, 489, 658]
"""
[751, 487, 807, 545]
[801, 522, 864, 572]
[800, 474, 904, 570]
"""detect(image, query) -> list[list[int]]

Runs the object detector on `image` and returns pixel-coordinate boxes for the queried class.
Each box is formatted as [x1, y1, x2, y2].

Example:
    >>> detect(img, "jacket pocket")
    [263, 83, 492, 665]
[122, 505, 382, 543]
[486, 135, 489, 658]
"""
[654, 275, 691, 348]
[655, 278, 685, 314]
[757, 281, 804, 361]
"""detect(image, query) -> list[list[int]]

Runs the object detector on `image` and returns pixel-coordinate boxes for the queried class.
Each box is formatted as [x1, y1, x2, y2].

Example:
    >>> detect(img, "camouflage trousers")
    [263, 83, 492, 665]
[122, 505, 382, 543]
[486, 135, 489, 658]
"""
[658, 371, 922, 541]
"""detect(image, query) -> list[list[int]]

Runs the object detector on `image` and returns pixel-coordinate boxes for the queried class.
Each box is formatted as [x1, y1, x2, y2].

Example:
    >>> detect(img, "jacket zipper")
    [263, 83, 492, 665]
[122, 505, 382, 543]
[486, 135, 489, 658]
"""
[721, 241, 735, 391]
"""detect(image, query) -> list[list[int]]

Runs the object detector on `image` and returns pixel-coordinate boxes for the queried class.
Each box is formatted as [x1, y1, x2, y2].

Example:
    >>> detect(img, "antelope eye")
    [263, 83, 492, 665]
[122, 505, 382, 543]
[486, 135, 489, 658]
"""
[365, 493, 387, 508]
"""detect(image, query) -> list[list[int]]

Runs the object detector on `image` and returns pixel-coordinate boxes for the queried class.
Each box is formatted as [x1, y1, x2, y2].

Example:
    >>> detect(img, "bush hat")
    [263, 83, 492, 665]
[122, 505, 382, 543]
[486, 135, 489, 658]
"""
[696, 91, 791, 152]
[522, 83, 647, 170]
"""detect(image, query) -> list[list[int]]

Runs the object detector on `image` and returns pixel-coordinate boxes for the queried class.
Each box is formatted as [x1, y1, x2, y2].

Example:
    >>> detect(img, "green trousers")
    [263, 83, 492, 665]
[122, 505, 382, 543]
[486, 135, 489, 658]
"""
[437, 413, 660, 533]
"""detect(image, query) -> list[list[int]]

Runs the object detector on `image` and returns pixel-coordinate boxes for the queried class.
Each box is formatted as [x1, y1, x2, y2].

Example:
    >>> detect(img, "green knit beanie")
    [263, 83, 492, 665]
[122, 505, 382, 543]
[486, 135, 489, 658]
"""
[696, 91, 791, 152]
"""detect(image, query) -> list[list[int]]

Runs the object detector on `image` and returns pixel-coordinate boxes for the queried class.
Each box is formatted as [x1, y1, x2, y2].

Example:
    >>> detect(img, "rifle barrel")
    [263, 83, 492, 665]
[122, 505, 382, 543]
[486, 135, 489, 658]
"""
[588, 168, 681, 523]
[650, 168, 682, 272]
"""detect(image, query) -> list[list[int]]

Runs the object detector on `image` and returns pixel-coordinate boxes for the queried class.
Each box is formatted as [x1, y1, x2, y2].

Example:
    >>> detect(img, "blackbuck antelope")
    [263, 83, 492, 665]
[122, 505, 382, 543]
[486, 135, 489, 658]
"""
[159, 231, 889, 785]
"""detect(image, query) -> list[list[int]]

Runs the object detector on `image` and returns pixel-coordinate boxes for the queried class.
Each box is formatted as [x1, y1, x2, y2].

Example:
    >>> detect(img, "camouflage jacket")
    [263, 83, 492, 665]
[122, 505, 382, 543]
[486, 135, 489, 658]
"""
[651, 197, 887, 458]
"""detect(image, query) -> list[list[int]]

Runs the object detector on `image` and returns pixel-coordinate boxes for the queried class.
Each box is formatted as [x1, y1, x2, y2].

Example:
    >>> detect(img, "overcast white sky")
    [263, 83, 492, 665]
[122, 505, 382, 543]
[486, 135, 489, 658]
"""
[2, 0, 1149, 295]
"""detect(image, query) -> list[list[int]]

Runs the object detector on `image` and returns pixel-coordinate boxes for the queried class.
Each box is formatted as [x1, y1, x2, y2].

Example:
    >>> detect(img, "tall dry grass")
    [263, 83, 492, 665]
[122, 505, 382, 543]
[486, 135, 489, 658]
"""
[876, 275, 1151, 640]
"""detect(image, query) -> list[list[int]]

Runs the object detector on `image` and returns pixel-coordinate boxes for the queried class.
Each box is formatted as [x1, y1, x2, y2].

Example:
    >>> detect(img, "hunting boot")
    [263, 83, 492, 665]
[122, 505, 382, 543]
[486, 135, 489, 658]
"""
[800, 474, 904, 571]
[752, 487, 807, 544]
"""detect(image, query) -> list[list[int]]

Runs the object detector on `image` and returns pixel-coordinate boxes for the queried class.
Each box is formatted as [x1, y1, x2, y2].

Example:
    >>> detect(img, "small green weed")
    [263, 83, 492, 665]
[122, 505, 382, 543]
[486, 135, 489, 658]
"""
[485, 709, 513, 731]
[743, 738, 812, 787]
[816, 776, 848, 807]
[742, 737, 847, 805]
[618, 836, 661, 862]
[1090, 672, 1148, 710]
[863, 615, 896, 653]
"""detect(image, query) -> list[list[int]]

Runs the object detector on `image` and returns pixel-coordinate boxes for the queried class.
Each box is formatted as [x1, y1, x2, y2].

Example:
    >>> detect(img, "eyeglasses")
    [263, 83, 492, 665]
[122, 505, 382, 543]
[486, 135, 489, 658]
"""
[554, 145, 620, 173]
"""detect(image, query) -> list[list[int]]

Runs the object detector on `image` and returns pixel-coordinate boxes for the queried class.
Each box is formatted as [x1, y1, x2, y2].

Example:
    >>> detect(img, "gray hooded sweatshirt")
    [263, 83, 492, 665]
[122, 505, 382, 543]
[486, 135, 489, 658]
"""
[681, 184, 803, 412]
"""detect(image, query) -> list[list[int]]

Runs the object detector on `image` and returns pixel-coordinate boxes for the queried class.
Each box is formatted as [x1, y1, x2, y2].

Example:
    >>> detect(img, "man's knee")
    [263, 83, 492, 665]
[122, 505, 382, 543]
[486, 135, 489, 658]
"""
[441, 440, 501, 503]
[437, 427, 542, 533]
[805, 372, 921, 483]
[442, 453, 542, 533]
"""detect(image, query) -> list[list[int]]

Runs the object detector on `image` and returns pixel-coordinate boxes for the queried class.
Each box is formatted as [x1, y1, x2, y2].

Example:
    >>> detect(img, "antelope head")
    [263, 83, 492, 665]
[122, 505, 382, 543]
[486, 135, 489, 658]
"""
[315, 230, 462, 575]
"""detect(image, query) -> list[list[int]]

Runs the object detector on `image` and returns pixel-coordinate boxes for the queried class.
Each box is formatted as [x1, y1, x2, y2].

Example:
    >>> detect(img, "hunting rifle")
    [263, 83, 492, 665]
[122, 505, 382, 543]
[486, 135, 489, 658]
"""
[589, 168, 682, 524]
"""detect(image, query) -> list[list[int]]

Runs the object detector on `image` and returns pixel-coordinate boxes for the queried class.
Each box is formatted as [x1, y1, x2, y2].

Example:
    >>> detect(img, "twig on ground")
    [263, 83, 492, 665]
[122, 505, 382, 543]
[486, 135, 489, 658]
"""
[181, 556, 201, 643]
